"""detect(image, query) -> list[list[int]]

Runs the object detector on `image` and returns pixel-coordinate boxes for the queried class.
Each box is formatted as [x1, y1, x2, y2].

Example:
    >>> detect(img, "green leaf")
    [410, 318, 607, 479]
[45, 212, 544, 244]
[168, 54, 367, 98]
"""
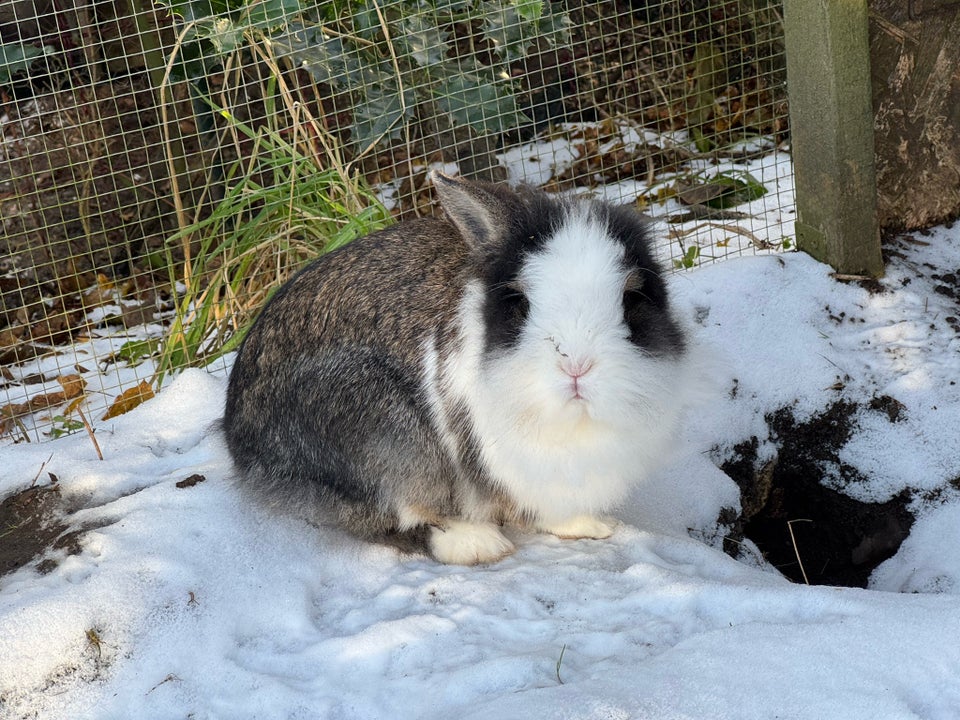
[246, 0, 302, 29]
[673, 245, 700, 270]
[481, 1, 535, 63]
[195, 16, 245, 54]
[481, 1, 569, 61]
[116, 338, 161, 366]
[156, 0, 216, 24]
[513, 0, 544, 22]
[396, 13, 449, 67]
[691, 127, 716, 153]
[434, 72, 530, 135]
[47, 415, 84, 438]
[272, 25, 361, 86]
[0, 43, 54, 85]
[536, 3, 572, 47]
[351, 0, 387, 41]
[701, 172, 767, 209]
[350, 84, 412, 149]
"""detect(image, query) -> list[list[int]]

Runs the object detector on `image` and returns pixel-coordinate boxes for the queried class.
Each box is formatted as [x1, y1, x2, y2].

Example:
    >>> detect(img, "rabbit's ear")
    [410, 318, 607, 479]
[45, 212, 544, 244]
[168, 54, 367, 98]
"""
[432, 172, 505, 253]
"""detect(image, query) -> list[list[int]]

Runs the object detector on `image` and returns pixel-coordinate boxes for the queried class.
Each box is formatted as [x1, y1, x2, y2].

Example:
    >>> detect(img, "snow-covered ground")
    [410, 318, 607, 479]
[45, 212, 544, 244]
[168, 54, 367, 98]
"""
[3, 206, 960, 717]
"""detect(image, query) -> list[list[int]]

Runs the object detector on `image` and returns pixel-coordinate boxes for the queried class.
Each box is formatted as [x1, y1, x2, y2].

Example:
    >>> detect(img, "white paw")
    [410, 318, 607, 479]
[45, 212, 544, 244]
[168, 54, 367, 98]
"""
[538, 515, 616, 540]
[428, 521, 515, 565]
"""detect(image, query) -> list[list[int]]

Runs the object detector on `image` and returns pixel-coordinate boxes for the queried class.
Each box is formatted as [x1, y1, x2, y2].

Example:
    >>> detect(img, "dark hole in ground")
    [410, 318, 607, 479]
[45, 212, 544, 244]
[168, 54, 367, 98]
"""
[718, 400, 914, 588]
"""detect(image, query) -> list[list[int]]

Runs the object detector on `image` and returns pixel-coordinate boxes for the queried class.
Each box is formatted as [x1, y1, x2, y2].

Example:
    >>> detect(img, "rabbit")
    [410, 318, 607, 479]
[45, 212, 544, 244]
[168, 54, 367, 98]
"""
[223, 172, 691, 565]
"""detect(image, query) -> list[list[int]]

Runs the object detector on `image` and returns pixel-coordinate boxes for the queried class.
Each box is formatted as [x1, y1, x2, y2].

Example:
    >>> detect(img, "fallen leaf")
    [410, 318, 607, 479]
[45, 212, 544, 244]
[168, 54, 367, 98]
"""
[677, 181, 724, 206]
[101, 381, 155, 420]
[0, 374, 87, 431]
[58, 374, 85, 400]
[85, 628, 103, 659]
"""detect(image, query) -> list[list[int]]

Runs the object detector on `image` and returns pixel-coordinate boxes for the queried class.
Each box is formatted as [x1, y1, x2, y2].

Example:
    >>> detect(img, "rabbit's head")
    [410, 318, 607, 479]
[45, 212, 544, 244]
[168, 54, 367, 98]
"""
[431, 173, 688, 521]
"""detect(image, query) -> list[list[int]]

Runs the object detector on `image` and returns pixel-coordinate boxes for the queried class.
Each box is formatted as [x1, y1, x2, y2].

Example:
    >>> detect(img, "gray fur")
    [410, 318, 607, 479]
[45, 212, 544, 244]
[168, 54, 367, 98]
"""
[225, 180, 508, 552]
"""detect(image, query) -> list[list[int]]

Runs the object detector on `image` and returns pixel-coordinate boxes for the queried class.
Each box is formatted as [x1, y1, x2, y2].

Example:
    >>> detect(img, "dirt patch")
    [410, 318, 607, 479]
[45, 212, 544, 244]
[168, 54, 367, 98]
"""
[0, 469, 209, 579]
[718, 400, 915, 588]
[931, 268, 960, 304]
[0, 480, 81, 577]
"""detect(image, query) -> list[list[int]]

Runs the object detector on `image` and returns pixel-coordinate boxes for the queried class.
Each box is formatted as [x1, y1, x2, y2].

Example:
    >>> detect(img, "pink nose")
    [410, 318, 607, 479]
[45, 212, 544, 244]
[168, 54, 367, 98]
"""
[563, 359, 594, 399]
[566, 362, 592, 379]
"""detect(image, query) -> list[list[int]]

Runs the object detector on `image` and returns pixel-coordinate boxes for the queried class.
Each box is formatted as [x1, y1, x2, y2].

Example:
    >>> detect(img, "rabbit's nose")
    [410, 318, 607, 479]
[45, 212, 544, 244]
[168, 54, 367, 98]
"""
[561, 358, 594, 378]
[560, 358, 595, 399]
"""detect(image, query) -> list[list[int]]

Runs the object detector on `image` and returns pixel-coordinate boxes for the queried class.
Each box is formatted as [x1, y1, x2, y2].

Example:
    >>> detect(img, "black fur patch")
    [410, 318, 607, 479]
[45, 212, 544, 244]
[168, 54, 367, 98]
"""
[605, 204, 687, 357]
[481, 191, 568, 351]
[479, 196, 684, 357]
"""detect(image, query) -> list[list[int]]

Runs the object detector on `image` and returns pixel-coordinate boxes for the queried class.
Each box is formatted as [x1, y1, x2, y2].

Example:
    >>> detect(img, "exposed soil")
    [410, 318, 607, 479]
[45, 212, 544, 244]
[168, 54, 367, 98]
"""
[0, 471, 207, 581]
[0, 479, 79, 578]
[718, 400, 915, 588]
[931, 267, 960, 304]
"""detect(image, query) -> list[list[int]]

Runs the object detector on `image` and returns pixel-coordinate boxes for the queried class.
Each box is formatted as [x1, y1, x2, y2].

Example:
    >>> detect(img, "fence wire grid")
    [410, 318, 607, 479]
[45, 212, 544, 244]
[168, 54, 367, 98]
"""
[1, 0, 791, 442]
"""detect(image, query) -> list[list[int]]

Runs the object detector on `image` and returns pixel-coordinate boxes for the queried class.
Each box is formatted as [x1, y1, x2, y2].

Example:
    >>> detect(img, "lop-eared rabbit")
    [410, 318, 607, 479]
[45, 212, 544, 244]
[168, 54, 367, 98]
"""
[224, 173, 689, 564]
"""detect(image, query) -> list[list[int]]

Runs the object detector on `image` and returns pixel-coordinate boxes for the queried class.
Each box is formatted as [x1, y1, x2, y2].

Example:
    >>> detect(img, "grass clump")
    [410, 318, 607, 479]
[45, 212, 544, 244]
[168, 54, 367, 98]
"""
[153, 25, 392, 386]
[155, 109, 391, 385]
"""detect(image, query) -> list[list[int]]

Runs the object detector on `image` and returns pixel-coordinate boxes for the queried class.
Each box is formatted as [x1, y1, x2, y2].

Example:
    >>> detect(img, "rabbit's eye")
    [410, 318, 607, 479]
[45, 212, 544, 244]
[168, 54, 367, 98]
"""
[503, 288, 530, 317]
[484, 281, 531, 350]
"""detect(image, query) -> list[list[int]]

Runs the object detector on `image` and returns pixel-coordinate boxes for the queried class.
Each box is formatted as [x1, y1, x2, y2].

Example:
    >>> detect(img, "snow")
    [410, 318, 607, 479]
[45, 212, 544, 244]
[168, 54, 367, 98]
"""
[4, 184, 960, 716]
[497, 121, 795, 263]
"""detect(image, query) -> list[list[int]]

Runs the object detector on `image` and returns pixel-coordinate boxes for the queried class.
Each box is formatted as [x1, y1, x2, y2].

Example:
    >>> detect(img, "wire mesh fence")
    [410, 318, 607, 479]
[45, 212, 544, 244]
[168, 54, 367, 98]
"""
[1, 0, 791, 442]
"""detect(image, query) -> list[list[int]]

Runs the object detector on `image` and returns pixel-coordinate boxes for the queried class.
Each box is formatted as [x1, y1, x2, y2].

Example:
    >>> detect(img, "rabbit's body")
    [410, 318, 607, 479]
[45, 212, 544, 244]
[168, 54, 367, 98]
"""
[224, 174, 688, 564]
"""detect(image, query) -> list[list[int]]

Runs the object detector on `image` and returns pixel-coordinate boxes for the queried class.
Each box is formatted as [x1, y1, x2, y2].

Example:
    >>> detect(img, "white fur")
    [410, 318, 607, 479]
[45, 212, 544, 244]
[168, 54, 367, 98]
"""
[428, 521, 515, 565]
[537, 515, 617, 539]
[422, 337, 462, 464]
[433, 208, 686, 526]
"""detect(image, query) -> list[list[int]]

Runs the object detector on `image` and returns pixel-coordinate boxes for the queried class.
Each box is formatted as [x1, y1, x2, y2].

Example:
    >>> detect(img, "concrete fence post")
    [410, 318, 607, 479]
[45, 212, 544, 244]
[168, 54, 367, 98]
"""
[783, 0, 884, 277]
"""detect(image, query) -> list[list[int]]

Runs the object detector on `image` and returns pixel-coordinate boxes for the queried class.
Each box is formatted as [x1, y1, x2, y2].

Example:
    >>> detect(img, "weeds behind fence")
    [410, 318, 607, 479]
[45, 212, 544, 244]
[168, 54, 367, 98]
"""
[1, 0, 791, 441]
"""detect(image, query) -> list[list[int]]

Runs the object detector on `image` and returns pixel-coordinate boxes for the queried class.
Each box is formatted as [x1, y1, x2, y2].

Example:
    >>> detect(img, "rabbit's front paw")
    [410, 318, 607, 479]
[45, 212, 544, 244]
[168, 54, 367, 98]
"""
[539, 515, 616, 540]
[428, 521, 515, 565]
